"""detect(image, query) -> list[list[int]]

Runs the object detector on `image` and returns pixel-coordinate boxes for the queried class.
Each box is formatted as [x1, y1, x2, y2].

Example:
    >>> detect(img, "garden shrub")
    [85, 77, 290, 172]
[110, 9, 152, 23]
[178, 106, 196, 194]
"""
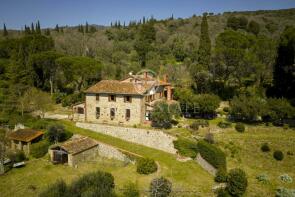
[197, 140, 226, 170]
[173, 138, 198, 158]
[279, 174, 293, 183]
[261, 143, 271, 152]
[68, 171, 115, 197]
[122, 182, 139, 197]
[227, 168, 248, 197]
[273, 150, 284, 161]
[275, 187, 295, 197]
[218, 121, 232, 129]
[31, 140, 51, 158]
[136, 158, 157, 174]
[190, 120, 209, 131]
[40, 171, 115, 197]
[204, 132, 215, 144]
[46, 124, 72, 143]
[215, 169, 228, 183]
[235, 123, 245, 132]
[150, 177, 172, 197]
[256, 174, 269, 184]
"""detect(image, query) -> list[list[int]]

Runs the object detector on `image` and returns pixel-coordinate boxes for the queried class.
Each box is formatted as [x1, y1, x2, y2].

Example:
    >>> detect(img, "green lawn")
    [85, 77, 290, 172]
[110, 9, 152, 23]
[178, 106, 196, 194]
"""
[0, 120, 214, 197]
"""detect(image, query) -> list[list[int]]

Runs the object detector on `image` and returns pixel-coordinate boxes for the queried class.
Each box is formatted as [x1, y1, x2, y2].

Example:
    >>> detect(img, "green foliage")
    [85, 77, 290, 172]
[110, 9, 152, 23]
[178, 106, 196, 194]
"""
[31, 119, 51, 129]
[150, 177, 172, 197]
[227, 16, 248, 30]
[173, 138, 198, 158]
[265, 98, 295, 122]
[230, 95, 267, 122]
[61, 92, 84, 107]
[193, 94, 220, 118]
[151, 101, 172, 129]
[122, 182, 139, 197]
[218, 121, 232, 129]
[197, 13, 211, 69]
[272, 26, 295, 99]
[68, 171, 115, 197]
[261, 143, 271, 152]
[215, 169, 228, 183]
[136, 158, 157, 175]
[279, 174, 293, 183]
[275, 187, 295, 197]
[30, 140, 51, 158]
[46, 124, 72, 143]
[197, 140, 226, 170]
[227, 168, 248, 197]
[39, 171, 115, 197]
[256, 174, 269, 184]
[273, 150, 284, 161]
[235, 123, 245, 132]
[216, 188, 231, 197]
[247, 20, 260, 35]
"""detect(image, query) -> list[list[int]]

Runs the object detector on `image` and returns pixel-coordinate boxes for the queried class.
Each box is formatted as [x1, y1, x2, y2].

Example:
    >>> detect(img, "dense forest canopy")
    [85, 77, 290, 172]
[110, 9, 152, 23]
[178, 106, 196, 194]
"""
[0, 8, 295, 123]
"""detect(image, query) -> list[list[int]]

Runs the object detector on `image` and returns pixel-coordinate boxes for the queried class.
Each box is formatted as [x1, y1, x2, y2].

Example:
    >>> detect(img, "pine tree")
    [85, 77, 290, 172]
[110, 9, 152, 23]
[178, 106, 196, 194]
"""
[85, 22, 89, 33]
[143, 16, 146, 24]
[55, 24, 59, 32]
[3, 23, 8, 36]
[24, 25, 31, 35]
[110, 22, 113, 27]
[197, 13, 211, 69]
[31, 22, 35, 34]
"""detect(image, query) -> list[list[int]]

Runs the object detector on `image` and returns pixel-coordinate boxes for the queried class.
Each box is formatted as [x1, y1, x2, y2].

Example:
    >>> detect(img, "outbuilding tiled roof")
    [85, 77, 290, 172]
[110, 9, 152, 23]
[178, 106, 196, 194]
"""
[60, 135, 99, 155]
[8, 129, 44, 142]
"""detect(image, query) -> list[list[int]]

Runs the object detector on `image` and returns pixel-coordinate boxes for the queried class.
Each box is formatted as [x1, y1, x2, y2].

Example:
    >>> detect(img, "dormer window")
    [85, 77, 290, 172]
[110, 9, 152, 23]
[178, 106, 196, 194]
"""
[124, 96, 132, 103]
[108, 95, 116, 102]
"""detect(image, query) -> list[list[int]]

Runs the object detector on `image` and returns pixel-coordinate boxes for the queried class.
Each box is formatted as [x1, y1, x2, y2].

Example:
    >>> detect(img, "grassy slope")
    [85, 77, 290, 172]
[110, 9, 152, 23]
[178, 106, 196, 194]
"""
[0, 120, 213, 197]
[170, 118, 295, 196]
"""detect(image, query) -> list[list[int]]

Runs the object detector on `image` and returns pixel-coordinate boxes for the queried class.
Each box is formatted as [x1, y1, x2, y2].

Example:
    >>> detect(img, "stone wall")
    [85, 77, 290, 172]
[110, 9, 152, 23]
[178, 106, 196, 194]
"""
[195, 153, 217, 176]
[70, 146, 99, 167]
[76, 122, 177, 154]
[97, 142, 131, 163]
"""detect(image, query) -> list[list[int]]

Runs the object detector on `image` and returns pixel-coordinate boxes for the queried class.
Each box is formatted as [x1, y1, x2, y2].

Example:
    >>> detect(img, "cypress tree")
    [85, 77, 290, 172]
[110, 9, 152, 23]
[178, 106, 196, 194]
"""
[110, 22, 113, 27]
[55, 24, 59, 32]
[31, 22, 35, 34]
[36, 20, 41, 34]
[85, 22, 89, 33]
[3, 23, 8, 36]
[143, 16, 146, 24]
[197, 13, 211, 69]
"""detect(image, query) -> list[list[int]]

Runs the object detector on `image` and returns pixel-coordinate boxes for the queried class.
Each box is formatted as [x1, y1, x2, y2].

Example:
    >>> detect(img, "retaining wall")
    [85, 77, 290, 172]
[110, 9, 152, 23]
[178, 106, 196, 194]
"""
[76, 122, 177, 154]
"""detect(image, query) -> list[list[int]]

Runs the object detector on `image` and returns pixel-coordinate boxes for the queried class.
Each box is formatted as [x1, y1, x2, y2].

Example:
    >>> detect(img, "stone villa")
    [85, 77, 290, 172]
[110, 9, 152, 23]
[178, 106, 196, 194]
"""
[73, 71, 173, 125]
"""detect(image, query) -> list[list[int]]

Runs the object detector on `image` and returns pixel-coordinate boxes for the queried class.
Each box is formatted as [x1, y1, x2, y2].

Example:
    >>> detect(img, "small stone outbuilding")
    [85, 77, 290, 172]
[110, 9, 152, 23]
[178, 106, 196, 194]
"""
[8, 129, 44, 155]
[49, 135, 99, 167]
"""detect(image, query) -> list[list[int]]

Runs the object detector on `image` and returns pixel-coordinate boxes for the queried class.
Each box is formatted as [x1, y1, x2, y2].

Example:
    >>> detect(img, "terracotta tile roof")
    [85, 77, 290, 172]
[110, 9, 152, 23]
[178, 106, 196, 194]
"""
[8, 129, 44, 142]
[60, 135, 99, 155]
[85, 80, 149, 95]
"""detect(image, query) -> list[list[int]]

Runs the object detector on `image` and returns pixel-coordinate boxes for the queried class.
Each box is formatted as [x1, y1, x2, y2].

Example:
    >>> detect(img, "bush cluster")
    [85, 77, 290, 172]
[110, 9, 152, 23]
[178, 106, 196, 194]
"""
[31, 119, 51, 129]
[150, 177, 172, 197]
[261, 143, 270, 152]
[197, 140, 226, 170]
[218, 121, 232, 129]
[256, 174, 269, 184]
[227, 168, 248, 197]
[46, 124, 72, 143]
[39, 171, 115, 197]
[173, 138, 198, 158]
[235, 123, 245, 132]
[136, 158, 157, 175]
[30, 140, 51, 158]
[273, 150, 284, 161]
[190, 120, 209, 131]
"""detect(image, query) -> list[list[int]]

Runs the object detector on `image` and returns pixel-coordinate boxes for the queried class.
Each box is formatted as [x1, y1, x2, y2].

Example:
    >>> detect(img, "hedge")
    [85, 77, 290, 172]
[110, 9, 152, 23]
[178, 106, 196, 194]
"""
[136, 158, 157, 175]
[173, 138, 198, 158]
[197, 140, 226, 170]
[31, 140, 51, 158]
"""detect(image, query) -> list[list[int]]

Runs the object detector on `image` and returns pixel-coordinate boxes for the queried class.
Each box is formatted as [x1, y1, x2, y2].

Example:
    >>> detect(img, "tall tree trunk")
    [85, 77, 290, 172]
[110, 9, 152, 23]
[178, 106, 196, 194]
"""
[49, 77, 53, 95]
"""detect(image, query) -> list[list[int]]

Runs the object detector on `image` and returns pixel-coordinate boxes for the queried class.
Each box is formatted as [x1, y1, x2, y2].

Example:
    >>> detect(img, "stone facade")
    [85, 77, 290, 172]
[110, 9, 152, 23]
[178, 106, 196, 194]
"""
[76, 122, 177, 154]
[85, 93, 145, 126]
